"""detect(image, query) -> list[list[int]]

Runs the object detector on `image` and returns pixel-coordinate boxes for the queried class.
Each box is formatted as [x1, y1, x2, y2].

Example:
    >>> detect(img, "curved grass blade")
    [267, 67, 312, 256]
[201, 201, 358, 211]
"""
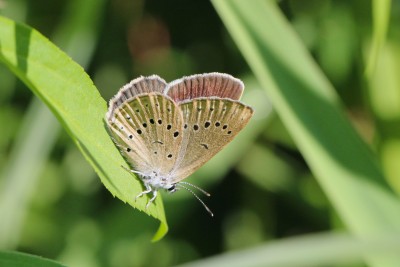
[176, 232, 400, 267]
[0, 16, 167, 240]
[365, 0, 392, 77]
[213, 0, 400, 265]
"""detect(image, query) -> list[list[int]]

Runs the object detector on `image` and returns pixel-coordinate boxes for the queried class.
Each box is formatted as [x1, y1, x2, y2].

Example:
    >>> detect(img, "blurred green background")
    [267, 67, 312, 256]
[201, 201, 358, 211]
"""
[1, 0, 400, 266]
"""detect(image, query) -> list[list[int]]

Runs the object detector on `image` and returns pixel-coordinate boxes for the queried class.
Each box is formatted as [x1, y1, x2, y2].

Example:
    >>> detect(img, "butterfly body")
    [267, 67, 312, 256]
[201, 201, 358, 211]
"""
[106, 73, 253, 214]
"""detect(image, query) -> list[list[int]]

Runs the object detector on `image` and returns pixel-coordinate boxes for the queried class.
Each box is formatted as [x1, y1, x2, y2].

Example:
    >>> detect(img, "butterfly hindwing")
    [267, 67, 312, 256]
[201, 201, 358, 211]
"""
[107, 93, 183, 175]
[107, 76, 167, 118]
[170, 98, 254, 182]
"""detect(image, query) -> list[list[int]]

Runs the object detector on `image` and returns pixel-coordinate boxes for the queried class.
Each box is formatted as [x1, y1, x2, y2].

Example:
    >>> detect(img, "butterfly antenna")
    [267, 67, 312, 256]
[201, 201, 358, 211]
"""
[176, 184, 214, 217]
[120, 165, 146, 176]
[178, 181, 211, 197]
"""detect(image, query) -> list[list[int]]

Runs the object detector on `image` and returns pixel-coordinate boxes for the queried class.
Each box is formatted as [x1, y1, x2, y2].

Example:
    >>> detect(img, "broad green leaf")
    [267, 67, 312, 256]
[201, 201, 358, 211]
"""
[0, 251, 66, 267]
[212, 0, 400, 266]
[0, 16, 167, 240]
[0, 0, 106, 249]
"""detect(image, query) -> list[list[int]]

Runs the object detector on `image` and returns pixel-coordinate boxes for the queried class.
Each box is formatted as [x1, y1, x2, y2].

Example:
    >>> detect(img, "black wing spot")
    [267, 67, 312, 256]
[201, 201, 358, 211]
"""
[129, 134, 133, 139]
[167, 154, 173, 158]
[194, 125, 199, 131]
[223, 125, 228, 129]
[210, 108, 214, 111]
[215, 122, 221, 127]
[167, 124, 172, 130]
[126, 148, 131, 152]
[201, 144, 209, 149]
[227, 131, 232, 134]
[143, 123, 147, 128]
[150, 118, 155, 124]
[154, 151, 157, 154]
[136, 109, 140, 113]
[184, 124, 188, 129]
[205, 121, 211, 128]
[126, 116, 131, 120]
[120, 126, 124, 130]
[158, 119, 162, 125]
[167, 108, 171, 113]
[153, 141, 164, 145]
[174, 131, 179, 137]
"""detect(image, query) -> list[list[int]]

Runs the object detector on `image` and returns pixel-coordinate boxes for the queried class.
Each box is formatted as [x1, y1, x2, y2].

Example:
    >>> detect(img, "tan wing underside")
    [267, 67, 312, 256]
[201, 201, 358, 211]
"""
[106, 93, 183, 175]
[107, 76, 167, 120]
[170, 98, 253, 182]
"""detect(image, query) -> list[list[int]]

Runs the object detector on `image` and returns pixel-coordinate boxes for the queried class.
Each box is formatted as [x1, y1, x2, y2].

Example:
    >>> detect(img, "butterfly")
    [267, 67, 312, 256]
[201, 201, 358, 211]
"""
[106, 73, 254, 216]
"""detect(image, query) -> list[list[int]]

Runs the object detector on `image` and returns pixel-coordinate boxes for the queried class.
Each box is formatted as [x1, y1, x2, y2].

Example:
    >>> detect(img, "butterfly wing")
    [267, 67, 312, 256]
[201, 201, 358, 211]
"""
[107, 76, 167, 119]
[106, 93, 183, 175]
[170, 98, 253, 182]
[165, 73, 244, 103]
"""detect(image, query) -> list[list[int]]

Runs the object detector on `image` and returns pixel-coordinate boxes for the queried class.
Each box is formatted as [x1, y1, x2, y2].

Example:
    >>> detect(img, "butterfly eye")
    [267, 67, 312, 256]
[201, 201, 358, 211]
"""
[167, 185, 176, 193]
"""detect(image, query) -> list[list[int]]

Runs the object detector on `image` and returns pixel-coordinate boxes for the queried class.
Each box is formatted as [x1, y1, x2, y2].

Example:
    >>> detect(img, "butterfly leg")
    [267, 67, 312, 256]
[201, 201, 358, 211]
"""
[145, 190, 158, 209]
[135, 184, 152, 201]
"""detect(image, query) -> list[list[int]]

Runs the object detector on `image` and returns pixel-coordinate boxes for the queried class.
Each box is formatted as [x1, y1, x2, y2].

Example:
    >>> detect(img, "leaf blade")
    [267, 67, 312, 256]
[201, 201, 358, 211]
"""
[0, 16, 168, 239]
[0, 251, 67, 267]
[212, 1, 400, 265]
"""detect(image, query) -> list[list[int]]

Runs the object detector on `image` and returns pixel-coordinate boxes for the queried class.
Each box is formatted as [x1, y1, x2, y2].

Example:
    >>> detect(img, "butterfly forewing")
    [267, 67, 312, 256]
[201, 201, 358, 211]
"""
[170, 98, 253, 182]
[165, 73, 244, 103]
[107, 93, 183, 175]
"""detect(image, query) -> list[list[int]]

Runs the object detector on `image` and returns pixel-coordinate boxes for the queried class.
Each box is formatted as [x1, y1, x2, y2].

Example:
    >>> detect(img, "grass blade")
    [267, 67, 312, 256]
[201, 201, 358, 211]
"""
[212, 0, 400, 265]
[365, 0, 392, 76]
[176, 232, 400, 267]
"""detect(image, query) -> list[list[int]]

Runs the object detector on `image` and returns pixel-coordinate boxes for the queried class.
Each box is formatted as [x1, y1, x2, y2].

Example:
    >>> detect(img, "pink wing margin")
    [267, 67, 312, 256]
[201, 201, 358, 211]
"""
[164, 72, 244, 103]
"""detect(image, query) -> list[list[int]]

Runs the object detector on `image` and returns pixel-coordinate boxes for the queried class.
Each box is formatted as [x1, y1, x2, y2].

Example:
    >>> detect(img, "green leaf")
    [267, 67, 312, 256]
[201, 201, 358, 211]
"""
[176, 232, 400, 267]
[0, 251, 67, 267]
[212, 0, 400, 266]
[0, 16, 168, 240]
[365, 0, 392, 76]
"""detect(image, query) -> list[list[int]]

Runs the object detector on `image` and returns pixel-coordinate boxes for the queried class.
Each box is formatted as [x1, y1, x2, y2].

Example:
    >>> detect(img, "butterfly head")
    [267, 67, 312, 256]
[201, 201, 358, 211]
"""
[143, 172, 177, 193]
